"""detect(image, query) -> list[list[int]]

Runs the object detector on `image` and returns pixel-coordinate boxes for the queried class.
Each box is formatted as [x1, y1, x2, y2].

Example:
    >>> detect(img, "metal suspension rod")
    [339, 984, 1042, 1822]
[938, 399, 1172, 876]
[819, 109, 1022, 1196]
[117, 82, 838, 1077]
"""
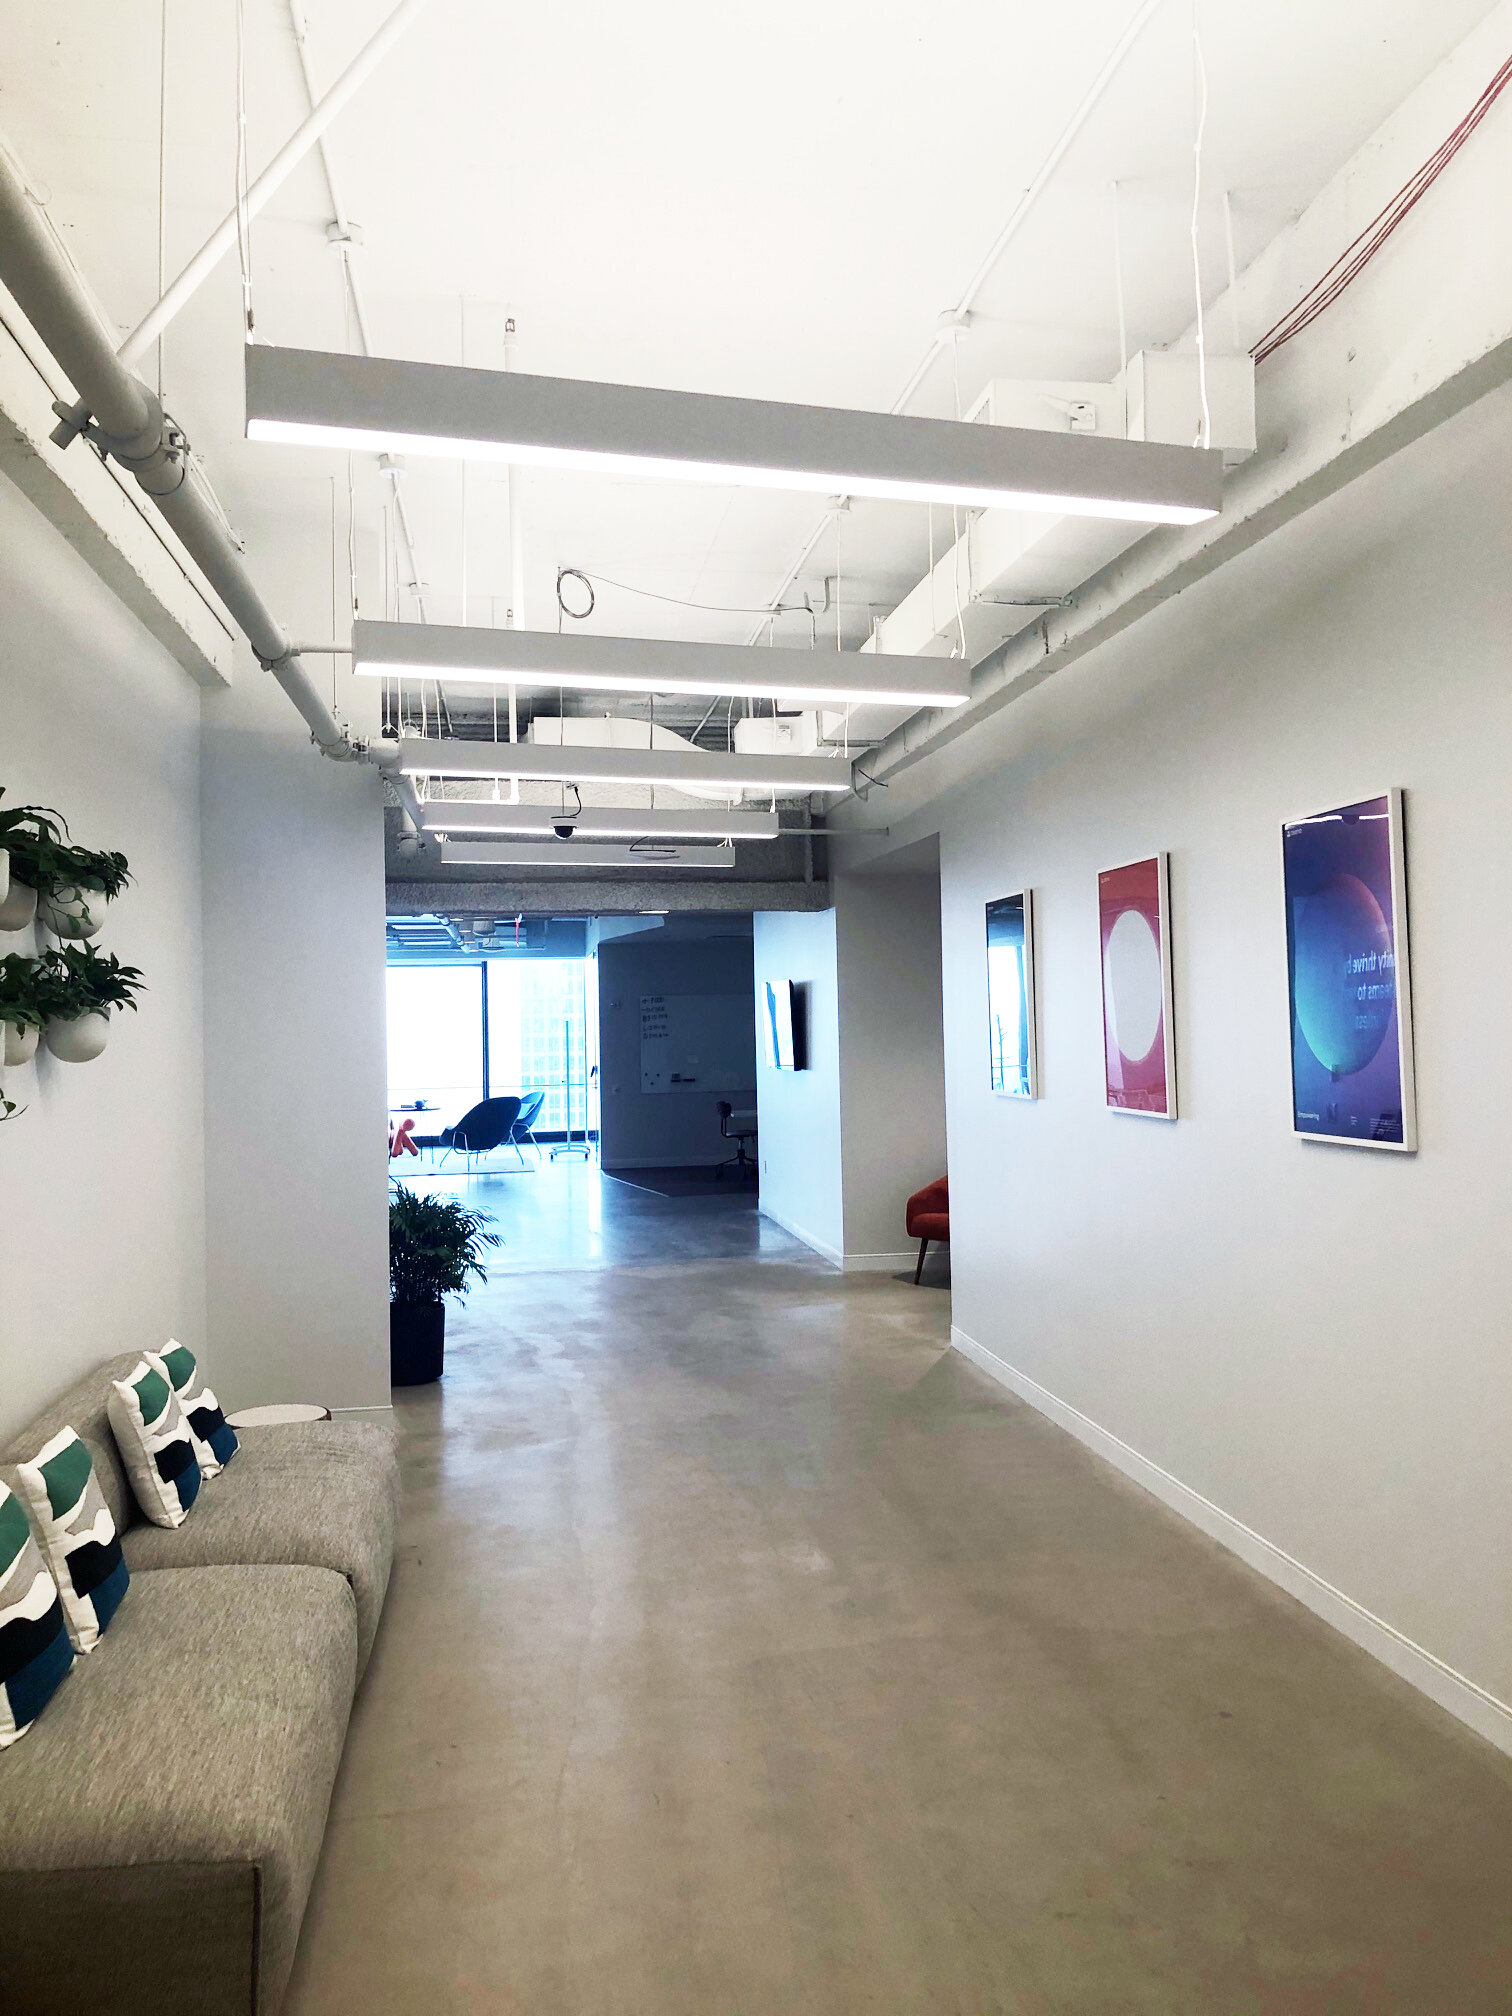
[745, 0, 1166, 646]
[289, 0, 429, 622]
[117, 0, 436, 368]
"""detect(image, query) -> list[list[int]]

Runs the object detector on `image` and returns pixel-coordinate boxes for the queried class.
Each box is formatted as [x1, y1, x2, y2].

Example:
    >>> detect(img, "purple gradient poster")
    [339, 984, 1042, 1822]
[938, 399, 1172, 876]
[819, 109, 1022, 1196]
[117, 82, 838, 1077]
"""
[1282, 790, 1417, 1151]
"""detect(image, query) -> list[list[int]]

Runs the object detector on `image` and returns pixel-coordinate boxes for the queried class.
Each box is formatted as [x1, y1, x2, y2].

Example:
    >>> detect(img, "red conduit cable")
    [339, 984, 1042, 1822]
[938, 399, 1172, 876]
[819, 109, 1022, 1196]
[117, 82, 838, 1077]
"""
[1253, 52, 1512, 365]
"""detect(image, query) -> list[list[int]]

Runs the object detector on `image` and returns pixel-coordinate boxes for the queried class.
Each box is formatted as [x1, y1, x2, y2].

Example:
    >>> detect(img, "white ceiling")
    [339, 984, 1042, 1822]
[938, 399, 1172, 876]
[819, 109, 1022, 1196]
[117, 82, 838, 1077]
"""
[0, 0, 1496, 661]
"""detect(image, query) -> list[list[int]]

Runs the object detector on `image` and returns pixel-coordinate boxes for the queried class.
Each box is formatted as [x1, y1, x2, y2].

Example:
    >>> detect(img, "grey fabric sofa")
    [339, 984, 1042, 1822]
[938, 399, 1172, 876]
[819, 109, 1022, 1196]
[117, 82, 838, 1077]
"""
[0, 1354, 400, 2016]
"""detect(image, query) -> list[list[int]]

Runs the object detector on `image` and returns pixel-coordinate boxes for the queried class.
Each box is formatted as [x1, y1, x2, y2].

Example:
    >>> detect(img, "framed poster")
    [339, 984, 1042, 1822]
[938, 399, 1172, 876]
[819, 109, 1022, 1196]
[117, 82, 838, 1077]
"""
[986, 892, 1038, 1098]
[1282, 789, 1415, 1151]
[1099, 854, 1175, 1119]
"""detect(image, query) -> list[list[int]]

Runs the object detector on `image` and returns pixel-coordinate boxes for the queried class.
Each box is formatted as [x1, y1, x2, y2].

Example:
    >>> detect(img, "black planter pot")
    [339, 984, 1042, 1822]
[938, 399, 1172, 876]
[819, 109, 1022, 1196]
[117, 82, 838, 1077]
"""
[390, 1300, 446, 1385]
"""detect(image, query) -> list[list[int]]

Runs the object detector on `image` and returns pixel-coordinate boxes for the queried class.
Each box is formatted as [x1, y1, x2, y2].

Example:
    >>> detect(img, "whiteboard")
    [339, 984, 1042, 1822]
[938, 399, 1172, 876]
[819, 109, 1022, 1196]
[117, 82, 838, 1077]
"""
[640, 993, 756, 1095]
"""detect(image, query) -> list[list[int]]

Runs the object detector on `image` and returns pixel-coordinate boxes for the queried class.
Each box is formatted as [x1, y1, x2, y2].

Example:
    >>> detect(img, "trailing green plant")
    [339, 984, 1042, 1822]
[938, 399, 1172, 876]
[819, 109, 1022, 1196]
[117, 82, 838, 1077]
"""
[0, 787, 130, 902]
[0, 953, 48, 1123]
[389, 1185, 500, 1304]
[32, 945, 146, 1021]
[0, 953, 49, 1035]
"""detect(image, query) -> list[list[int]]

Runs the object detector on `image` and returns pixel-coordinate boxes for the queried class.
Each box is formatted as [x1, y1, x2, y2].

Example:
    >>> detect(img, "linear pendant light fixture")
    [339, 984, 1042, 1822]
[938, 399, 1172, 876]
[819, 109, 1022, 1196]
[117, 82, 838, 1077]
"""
[418, 803, 781, 841]
[440, 840, 736, 869]
[396, 735, 848, 795]
[353, 620, 970, 709]
[247, 347, 1223, 525]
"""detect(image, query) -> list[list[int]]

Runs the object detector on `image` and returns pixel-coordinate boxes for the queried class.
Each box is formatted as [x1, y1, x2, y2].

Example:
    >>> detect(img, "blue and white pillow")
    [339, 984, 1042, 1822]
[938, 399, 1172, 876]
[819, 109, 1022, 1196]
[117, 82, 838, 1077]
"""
[107, 1359, 201, 1529]
[153, 1342, 238, 1479]
[0, 1480, 73, 1748]
[14, 1427, 129, 1653]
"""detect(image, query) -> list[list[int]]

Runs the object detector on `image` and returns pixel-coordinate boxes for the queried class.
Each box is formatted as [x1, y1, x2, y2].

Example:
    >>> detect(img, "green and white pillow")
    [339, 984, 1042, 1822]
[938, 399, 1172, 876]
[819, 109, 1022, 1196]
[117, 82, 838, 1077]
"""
[153, 1342, 238, 1479]
[0, 1480, 73, 1747]
[14, 1427, 130, 1653]
[107, 1358, 202, 1529]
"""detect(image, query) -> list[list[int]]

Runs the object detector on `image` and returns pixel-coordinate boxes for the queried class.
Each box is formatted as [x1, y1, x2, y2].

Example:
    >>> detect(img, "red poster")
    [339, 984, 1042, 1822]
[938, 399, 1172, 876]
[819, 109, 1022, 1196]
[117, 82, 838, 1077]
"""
[1099, 855, 1175, 1119]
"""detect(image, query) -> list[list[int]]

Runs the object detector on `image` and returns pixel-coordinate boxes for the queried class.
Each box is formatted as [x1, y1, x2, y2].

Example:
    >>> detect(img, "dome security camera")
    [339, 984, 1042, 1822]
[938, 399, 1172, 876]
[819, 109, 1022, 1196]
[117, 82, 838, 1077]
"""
[553, 822, 575, 840]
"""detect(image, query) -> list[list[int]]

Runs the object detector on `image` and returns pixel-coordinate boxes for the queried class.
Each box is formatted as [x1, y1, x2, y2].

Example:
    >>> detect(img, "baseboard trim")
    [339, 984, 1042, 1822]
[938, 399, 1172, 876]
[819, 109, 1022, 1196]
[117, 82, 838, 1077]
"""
[841, 1250, 919, 1274]
[759, 1203, 842, 1267]
[758, 1205, 916, 1275]
[950, 1324, 1512, 1759]
[329, 1403, 395, 1422]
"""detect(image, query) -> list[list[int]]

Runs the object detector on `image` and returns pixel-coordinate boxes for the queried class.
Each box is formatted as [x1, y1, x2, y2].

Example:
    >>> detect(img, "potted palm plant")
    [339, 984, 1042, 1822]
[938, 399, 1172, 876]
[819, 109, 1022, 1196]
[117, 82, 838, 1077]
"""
[388, 1185, 500, 1385]
[35, 945, 146, 1062]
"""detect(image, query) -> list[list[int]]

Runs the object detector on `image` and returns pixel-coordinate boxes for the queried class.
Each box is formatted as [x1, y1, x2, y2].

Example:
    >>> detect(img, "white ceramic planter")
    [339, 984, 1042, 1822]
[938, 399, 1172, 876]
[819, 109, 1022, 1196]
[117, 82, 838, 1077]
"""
[44, 1012, 110, 1063]
[0, 870, 38, 932]
[2, 1021, 40, 1067]
[35, 886, 105, 939]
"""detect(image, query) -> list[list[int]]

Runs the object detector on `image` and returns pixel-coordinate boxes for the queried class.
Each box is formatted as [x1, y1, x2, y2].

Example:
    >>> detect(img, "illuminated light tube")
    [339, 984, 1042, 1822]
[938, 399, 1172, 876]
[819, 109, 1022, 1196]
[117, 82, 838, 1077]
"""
[247, 346, 1223, 525]
[353, 620, 970, 709]
[419, 803, 780, 842]
[397, 736, 848, 795]
[439, 841, 736, 869]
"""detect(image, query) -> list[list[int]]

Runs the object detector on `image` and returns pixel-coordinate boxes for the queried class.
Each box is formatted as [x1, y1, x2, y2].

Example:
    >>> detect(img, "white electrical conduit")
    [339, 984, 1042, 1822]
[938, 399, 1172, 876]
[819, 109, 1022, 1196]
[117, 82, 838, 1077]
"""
[0, 134, 426, 821]
[744, 0, 1168, 645]
[117, 0, 436, 369]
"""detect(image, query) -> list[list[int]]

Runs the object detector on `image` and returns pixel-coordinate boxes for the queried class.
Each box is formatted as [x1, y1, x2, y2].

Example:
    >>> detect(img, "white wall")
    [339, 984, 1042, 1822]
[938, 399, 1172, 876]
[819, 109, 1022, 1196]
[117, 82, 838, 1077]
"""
[755, 884, 947, 1269]
[0, 470, 206, 1438]
[598, 931, 756, 1168]
[199, 667, 391, 1415]
[938, 382, 1512, 1720]
[835, 872, 948, 1264]
[753, 908, 844, 1259]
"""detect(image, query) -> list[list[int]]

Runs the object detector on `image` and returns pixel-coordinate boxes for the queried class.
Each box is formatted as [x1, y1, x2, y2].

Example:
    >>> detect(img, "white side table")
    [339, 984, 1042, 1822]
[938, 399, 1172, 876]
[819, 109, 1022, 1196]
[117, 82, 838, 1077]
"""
[225, 1402, 332, 1429]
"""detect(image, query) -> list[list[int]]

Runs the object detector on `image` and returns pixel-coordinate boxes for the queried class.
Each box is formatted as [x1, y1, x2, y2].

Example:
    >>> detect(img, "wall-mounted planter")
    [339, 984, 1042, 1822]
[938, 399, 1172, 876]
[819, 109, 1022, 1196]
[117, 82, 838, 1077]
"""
[44, 1013, 110, 1063]
[36, 886, 106, 939]
[0, 866, 38, 933]
[3, 1021, 40, 1067]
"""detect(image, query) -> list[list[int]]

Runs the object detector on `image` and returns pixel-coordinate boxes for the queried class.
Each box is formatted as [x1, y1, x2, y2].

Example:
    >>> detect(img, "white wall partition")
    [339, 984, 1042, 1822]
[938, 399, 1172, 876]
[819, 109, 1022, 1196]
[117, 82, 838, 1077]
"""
[598, 931, 756, 1169]
[937, 383, 1512, 1733]
[0, 470, 206, 1438]
[199, 668, 391, 1416]
[836, 872, 948, 1267]
[753, 909, 844, 1260]
[754, 878, 947, 1270]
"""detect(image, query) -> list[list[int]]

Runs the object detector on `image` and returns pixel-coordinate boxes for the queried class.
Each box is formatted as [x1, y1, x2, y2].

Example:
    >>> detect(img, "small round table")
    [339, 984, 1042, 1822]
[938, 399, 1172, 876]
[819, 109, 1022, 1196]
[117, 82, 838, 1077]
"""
[225, 1402, 333, 1429]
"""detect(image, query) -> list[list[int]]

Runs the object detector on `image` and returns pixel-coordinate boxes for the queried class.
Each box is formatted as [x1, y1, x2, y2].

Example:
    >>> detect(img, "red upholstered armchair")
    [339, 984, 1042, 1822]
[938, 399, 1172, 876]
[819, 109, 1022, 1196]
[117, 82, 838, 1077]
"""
[906, 1176, 949, 1284]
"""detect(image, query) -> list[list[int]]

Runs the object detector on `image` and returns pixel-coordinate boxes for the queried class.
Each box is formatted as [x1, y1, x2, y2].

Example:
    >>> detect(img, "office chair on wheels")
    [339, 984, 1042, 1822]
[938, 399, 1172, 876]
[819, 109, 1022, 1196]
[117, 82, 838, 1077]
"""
[715, 1101, 758, 1181]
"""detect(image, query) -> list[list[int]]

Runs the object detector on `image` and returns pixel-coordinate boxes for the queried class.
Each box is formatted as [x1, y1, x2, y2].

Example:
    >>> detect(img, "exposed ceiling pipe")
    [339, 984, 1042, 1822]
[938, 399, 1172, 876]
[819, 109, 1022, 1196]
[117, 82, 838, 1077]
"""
[288, 0, 429, 624]
[744, 0, 1168, 648]
[116, 0, 437, 370]
[0, 135, 365, 767]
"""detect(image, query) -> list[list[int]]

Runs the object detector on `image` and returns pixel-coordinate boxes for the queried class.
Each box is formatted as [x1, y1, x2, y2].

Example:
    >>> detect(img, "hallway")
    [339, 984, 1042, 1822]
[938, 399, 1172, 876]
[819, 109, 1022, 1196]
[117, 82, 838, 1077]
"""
[287, 1196, 1512, 2013]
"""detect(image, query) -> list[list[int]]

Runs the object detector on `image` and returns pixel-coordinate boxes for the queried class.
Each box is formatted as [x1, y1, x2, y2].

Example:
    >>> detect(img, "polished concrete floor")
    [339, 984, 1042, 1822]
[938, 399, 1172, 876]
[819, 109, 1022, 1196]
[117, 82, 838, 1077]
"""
[393, 1155, 795, 1272]
[287, 1172, 1512, 2012]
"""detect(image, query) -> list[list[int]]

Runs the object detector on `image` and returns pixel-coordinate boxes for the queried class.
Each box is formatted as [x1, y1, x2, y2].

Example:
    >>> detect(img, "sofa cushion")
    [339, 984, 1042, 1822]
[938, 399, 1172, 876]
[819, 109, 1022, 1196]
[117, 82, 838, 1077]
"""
[0, 1353, 147, 1538]
[0, 1483, 74, 1748]
[121, 1420, 398, 1680]
[157, 1342, 239, 1477]
[0, 1563, 356, 2016]
[12, 1427, 129, 1653]
[107, 1360, 202, 1528]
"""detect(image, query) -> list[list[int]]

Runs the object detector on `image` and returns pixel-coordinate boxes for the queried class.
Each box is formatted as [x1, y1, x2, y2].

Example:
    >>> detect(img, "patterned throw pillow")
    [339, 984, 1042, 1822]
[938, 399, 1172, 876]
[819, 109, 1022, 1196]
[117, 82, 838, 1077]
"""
[154, 1342, 238, 1479]
[107, 1359, 202, 1528]
[0, 1480, 73, 1747]
[14, 1428, 129, 1653]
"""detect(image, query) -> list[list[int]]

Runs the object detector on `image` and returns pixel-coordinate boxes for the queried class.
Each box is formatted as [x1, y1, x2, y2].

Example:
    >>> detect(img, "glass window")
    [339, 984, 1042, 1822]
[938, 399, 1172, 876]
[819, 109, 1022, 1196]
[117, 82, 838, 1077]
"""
[487, 958, 596, 1136]
[386, 965, 485, 1122]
